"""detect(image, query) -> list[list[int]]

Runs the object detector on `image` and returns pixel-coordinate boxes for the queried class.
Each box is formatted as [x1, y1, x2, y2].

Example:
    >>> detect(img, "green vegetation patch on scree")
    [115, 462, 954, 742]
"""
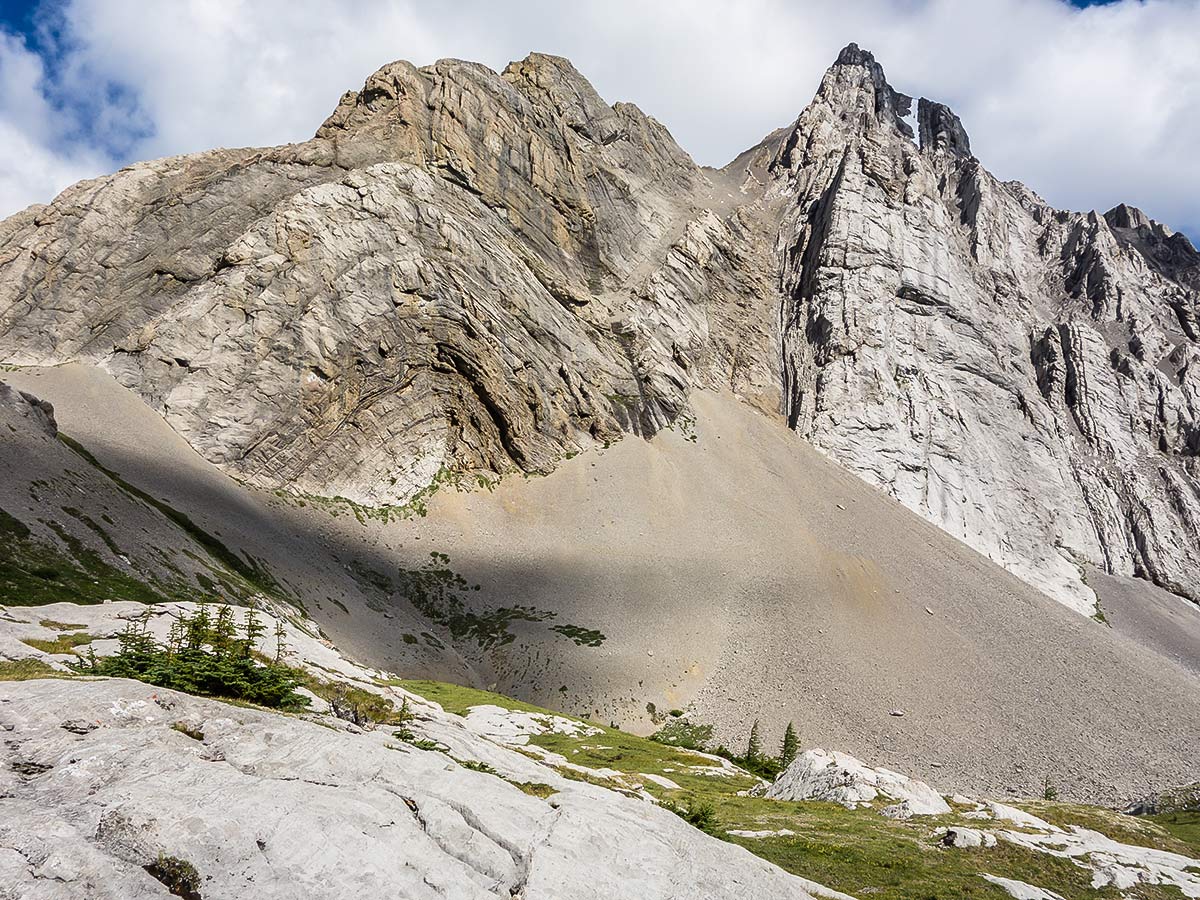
[1147, 810, 1200, 858]
[58, 433, 282, 599]
[0, 504, 172, 606]
[20, 631, 93, 655]
[397, 551, 606, 650]
[382, 678, 560, 717]
[0, 658, 65, 681]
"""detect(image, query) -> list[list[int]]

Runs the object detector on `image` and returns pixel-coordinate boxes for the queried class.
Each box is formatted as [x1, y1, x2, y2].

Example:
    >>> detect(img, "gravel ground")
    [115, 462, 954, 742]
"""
[7, 365, 1199, 806]
[1089, 567, 1200, 677]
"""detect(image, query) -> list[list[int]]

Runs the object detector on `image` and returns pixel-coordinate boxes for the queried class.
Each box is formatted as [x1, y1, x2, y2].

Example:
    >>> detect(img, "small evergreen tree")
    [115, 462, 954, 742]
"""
[211, 605, 236, 656]
[185, 604, 211, 650]
[274, 620, 287, 664]
[746, 719, 762, 764]
[241, 601, 265, 658]
[165, 615, 184, 658]
[781, 722, 799, 768]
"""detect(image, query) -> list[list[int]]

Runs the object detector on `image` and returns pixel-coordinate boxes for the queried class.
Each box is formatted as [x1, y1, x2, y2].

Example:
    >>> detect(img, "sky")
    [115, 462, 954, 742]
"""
[0, 0, 1197, 242]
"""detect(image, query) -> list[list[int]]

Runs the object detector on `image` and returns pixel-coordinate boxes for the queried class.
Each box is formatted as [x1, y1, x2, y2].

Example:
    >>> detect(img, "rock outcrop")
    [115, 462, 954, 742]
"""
[0, 381, 55, 437]
[0, 54, 772, 509]
[766, 748, 951, 817]
[0, 601, 851, 900]
[5, 601, 1198, 899]
[0, 44, 1196, 612]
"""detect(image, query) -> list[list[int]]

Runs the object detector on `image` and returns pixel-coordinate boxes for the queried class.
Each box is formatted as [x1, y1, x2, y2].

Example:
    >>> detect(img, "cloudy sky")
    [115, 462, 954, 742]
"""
[1, 0, 1197, 241]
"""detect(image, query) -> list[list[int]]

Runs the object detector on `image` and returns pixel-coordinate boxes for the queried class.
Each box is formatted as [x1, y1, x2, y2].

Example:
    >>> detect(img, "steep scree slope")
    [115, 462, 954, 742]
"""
[4, 364, 1200, 805]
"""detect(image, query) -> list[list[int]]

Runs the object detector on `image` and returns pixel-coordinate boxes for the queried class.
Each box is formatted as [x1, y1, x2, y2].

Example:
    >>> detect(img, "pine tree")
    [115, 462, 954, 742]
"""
[746, 719, 762, 764]
[392, 697, 415, 740]
[165, 614, 184, 658]
[274, 620, 287, 664]
[211, 605, 236, 656]
[241, 602, 264, 658]
[185, 604, 211, 650]
[781, 722, 799, 768]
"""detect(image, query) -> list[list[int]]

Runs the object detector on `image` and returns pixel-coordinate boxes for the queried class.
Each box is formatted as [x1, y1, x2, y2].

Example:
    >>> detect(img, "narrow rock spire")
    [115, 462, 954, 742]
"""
[834, 42, 877, 68]
[917, 99, 971, 158]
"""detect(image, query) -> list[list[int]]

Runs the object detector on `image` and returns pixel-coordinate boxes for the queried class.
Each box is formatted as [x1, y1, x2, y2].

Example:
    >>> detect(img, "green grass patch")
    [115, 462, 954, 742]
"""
[527, 728, 759, 797]
[0, 658, 66, 681]
[1146, 810, 1200, 858]
[509, 780, 558, 798]
[715, 796, 1130, 900]
[39, 618, 88, 630]
[650, 717, 714, 751]
[306, 678, 407, 725]
[664, 798, 719, 834]
[1017, 799, 1196, 856]
[0, 504, 173, 606]
[386, 678, 559, 717]
[21, 631, 93, 655]
[171, 721, 205, 741]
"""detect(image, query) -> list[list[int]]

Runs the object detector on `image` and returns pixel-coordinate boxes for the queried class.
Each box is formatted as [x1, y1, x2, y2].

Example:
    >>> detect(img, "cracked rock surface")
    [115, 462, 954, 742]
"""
[0, 599, 847, 900]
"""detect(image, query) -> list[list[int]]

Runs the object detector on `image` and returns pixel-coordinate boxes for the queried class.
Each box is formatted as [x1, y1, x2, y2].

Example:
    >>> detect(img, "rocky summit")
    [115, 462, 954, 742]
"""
[1, 41, 1199, 899]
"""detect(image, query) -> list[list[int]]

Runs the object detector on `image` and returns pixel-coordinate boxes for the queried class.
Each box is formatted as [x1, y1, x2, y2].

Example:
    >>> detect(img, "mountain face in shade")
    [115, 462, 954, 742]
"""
[1, 43, 1197, 614]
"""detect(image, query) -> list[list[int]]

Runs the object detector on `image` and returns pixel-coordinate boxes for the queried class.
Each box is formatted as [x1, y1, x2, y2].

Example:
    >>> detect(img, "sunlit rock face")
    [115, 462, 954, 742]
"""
[1, 44, 1197, 612]
[751, 44, 1200, 613]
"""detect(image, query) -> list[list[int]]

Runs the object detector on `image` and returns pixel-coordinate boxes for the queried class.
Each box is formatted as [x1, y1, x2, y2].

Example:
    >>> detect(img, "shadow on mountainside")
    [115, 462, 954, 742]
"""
[5, 363, 1199, 806]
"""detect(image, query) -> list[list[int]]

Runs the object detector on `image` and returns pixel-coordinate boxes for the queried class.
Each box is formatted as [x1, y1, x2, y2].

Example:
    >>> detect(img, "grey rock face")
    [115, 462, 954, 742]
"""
[749, 48, 1200, 612]
[0, 381, 55, 437]
[0, 54, 767, 507]
[917, 99, 971, 158]
[0, 46, 1197, 610]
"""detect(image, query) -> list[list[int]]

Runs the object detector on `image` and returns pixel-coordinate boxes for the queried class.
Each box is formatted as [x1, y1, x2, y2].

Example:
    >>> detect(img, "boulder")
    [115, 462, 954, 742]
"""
[766, 749, 951, 815]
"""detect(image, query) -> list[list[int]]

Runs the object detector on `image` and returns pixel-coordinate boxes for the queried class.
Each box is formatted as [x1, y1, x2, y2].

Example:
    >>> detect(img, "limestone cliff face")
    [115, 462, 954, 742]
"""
[0, 53, 774, 506]
[740, 45, 1200, 613]
[0, 45, 1197, 612]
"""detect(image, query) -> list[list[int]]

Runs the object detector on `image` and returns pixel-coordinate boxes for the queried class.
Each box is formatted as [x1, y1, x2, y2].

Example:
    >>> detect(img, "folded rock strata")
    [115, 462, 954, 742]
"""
[0, 46, 1196, 612]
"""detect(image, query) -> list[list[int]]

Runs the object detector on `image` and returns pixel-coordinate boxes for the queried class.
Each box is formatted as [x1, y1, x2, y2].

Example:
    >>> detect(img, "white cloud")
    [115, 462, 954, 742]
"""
[1, 0, 1198, 239]
[0, 31, 109, 215]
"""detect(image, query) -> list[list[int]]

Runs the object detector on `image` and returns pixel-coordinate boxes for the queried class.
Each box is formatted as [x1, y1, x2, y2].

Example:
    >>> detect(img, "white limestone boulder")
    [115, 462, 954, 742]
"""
[766, 748, 950, 816]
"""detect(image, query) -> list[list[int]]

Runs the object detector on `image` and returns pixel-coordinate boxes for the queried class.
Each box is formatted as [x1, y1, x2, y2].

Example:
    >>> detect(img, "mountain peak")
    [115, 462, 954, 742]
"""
[812, 42, 913, 139]
[502, 51, 620, 143]
[1105, 203, 1154, 231]
[834, 42, 877, 68]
